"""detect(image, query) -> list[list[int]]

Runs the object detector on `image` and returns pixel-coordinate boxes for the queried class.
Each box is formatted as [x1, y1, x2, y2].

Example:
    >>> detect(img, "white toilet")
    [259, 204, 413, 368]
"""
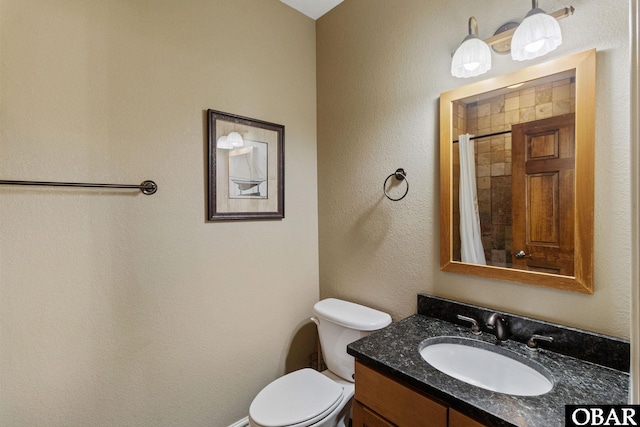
[248, 298, 392, 427]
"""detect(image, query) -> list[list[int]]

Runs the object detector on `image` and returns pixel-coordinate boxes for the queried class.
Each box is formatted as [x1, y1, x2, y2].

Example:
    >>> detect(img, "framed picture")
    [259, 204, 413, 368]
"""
[207, 109, 284, 220]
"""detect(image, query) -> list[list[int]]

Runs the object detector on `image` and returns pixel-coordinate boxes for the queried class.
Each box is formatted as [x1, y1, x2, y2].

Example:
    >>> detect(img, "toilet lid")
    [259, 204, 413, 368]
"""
[249, 368, 343, 427]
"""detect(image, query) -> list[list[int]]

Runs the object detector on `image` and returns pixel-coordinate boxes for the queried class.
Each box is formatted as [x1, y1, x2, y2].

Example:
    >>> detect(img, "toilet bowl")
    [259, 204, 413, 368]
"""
[248, 299, 391, 427]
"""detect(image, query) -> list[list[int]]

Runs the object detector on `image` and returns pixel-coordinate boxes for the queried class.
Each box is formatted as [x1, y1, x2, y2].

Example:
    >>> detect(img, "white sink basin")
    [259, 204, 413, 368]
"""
[419, 337, 553, 396]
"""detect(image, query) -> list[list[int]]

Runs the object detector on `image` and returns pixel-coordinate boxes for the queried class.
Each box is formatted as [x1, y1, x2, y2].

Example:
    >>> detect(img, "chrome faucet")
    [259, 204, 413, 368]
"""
[486, 313, 508, 343]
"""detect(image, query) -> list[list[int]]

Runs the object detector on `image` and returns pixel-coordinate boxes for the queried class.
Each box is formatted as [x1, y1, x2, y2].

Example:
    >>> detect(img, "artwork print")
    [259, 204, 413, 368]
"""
[207, 110, 284, 220]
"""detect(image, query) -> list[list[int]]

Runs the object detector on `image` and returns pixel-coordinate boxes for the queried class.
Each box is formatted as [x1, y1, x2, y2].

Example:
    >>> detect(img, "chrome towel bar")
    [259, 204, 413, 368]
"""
[0, 179, 157, 195]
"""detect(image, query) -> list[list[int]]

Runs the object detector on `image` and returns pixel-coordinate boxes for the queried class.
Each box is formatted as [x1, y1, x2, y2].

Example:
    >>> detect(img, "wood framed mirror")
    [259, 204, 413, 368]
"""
[440, 49, 596, 294]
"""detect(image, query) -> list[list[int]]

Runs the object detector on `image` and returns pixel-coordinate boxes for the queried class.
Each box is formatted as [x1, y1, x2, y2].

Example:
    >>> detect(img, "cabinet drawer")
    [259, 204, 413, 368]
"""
[355, 361, 448, 427]
[353, 400, 395, 427]
[449, 409, 487, 427]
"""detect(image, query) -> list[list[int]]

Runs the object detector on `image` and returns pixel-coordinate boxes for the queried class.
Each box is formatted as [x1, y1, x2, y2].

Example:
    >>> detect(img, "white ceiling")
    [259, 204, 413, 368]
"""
[280, 0, 344, 20]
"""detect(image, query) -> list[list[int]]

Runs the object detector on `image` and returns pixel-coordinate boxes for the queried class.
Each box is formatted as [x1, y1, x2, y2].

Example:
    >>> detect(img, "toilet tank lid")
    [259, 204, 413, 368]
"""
[312, 298, 392, 331]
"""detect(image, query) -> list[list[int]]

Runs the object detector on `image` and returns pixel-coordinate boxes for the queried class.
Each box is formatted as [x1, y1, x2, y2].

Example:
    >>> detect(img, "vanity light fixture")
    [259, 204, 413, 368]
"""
[511, 0, 563, 61]
[451, 2, 574, 78]
[216, 131, 244, 149]
[451, 17, 492, 78]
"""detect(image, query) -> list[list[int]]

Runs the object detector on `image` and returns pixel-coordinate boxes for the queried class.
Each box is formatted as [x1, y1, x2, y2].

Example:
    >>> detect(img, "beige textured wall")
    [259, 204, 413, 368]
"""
[317, 0, 631, 338]
[0, 0, 317, 425]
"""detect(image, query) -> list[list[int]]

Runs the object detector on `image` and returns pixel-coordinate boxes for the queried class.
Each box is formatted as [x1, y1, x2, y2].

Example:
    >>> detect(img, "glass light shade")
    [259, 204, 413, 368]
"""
[216, 135, 233, 149]
[451, 35, 492, 78]
[511, 9, 562, 61]
[227, 132, 244, 147]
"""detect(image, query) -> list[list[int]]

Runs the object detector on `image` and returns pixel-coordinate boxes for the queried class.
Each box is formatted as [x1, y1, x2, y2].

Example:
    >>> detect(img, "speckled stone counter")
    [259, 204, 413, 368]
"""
[347, 296, 630, 427]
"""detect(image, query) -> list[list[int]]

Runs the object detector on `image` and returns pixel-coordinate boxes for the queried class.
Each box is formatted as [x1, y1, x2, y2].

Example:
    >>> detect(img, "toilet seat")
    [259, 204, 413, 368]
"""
[249, 368, 344, 427]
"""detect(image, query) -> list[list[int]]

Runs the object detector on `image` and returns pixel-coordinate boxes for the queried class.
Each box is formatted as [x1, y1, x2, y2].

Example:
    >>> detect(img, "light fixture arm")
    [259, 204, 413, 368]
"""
[468, 17, 479, 36]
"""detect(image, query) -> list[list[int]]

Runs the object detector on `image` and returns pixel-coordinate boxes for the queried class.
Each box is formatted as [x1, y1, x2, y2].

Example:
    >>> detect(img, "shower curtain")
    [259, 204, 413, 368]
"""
[458, 134, 486, 265]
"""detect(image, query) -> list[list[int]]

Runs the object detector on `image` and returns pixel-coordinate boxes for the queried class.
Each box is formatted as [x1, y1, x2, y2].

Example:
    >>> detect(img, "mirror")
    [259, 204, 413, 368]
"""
[440, 49, 596, 294]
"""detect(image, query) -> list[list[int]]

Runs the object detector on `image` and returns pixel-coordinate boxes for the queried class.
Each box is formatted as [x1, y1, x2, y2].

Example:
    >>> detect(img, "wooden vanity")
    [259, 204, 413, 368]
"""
[347, 295, 630, 427]
[352, 361, 485, 427]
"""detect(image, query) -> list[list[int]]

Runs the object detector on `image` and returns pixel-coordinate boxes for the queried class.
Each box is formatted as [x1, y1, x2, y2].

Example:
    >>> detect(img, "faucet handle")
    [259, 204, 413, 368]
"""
[526, 334, 554, 351]
[456, 314, 482, 335]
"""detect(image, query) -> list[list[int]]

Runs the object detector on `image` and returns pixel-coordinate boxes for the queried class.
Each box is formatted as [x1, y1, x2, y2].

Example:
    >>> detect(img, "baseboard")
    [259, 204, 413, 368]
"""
[228, 416, 249, 427]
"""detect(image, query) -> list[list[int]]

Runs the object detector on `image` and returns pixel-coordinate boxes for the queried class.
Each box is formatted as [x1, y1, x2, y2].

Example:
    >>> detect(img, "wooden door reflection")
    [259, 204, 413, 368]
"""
[512, 113, 575, 275]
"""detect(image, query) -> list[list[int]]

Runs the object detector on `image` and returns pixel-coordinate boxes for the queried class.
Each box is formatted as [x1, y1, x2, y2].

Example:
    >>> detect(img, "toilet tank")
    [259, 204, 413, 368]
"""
[312, 298, 392, 382]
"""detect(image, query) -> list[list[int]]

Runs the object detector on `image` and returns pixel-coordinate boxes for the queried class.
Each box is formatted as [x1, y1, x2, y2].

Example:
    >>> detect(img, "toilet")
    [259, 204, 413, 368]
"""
[248, 298, 392, 427]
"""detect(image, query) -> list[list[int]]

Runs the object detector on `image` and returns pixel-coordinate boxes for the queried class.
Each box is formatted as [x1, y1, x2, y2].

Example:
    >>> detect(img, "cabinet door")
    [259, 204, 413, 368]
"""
[353, 400, 395, 427]
[449, 409, 486, 427]
[354, 362, 447, 427]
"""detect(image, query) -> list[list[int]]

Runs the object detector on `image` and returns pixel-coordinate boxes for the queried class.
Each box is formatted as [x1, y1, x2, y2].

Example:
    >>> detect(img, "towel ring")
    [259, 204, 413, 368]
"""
[383, 168, 409, 201]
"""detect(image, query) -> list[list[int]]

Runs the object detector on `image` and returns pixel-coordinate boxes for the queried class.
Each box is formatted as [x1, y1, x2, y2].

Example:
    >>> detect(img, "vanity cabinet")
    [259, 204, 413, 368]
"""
[353, 361, 486, 427]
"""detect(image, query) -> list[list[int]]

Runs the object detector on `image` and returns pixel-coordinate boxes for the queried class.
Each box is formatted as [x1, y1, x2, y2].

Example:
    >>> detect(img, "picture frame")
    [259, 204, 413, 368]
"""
[207, 109, 284, 220]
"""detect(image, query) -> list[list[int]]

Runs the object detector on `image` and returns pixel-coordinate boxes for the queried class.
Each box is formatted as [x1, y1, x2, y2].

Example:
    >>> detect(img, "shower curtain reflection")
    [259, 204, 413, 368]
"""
[459, 134, 486, 265]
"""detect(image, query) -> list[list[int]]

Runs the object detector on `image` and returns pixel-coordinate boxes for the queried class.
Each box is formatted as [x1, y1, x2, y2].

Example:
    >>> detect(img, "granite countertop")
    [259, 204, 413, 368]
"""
[347, 314, 630, 427]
